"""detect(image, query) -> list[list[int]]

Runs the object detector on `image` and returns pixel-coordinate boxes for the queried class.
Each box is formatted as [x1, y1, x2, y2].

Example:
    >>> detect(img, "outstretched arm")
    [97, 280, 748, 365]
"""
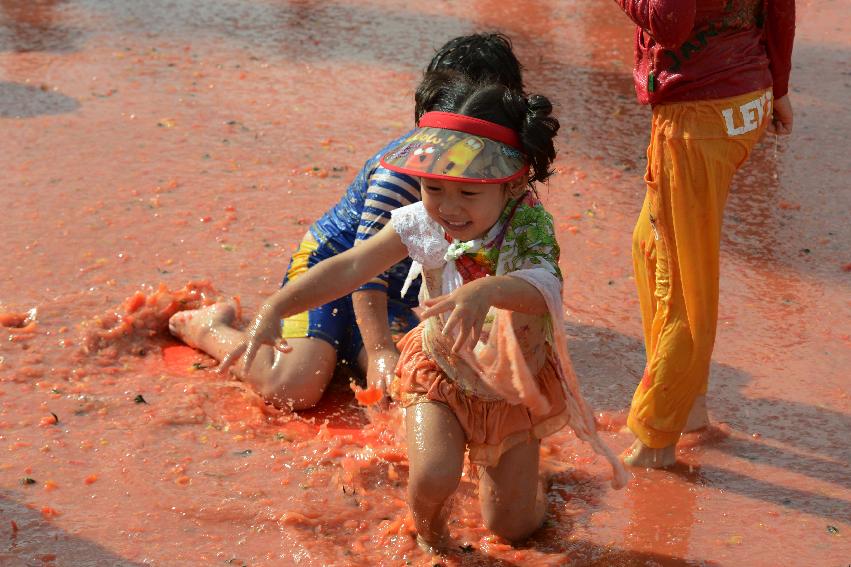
[271, 226, 407, 320]
[614, 0, 696, 49]
[221, 225, 408, 372]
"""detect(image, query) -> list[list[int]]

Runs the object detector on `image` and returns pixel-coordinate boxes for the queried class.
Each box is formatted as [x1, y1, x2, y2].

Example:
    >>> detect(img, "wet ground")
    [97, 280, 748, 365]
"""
[1, 0, 849, 565]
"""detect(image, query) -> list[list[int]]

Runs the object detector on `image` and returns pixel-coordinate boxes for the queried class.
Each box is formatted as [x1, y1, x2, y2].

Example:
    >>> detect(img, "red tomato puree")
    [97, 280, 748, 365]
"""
[0, 1, 848, 565]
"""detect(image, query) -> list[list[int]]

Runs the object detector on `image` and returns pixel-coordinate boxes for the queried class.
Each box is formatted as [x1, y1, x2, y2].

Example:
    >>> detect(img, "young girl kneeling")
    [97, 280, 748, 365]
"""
[222, 73, 628, 549]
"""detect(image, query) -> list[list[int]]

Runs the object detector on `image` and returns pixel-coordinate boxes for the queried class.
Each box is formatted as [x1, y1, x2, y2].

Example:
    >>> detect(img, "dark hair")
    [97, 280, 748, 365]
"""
[415, 33, 523, 120]
[414, 70, 559, 185]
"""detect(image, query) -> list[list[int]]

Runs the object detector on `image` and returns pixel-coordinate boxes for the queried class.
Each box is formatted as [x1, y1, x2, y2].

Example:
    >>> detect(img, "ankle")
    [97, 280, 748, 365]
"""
[684, 395, 710, 432]
[622, 438, 677, 468]
[416, 532, 450, 554]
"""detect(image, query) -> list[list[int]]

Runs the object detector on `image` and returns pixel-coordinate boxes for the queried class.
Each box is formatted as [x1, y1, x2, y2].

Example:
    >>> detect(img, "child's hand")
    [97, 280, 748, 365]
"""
[365, 347, 399, 404]
[420, 281, 492, 353]
[768, 94, 793, 135]
[218, 303, 291, 374]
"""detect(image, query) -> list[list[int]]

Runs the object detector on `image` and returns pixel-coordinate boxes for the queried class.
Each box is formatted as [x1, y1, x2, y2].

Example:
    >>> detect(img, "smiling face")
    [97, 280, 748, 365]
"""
[420, 178, 513, 241]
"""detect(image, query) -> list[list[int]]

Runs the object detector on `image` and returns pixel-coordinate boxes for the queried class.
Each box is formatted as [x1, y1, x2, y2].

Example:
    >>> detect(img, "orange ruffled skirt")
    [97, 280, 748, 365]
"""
[394, 323, 570, 467]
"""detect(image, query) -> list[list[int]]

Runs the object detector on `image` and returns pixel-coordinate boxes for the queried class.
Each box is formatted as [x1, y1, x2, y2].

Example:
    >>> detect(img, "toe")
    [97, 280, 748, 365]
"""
[168, 312, 187, 334]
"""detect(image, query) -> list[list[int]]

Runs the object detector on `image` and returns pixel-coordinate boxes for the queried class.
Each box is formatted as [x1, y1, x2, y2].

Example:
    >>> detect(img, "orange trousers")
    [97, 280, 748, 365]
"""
[628, 89, 772, 448]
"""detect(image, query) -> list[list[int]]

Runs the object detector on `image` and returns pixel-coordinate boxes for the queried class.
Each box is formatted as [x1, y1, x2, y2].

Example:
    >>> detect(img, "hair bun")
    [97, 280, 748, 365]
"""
[519, 93, 559, 184]
[525, 94, 553, 117]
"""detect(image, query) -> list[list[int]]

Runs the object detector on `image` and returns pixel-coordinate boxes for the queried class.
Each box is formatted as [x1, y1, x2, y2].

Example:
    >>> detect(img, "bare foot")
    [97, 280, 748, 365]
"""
[595, 409, 628, 432]
[679, 422, 731, 448]
[168, 302, 238, 350]
[683, 395, 709, 432]
[622, 438, 677, 468]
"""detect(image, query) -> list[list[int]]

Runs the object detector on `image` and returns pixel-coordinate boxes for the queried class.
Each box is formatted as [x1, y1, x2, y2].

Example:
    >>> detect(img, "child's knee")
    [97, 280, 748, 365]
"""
[260, 368, 329, 410]
[408, 467, 460, 504]
[481, 508, 541, 542]
[268, 389, 322, 411]
[480, 479, 544, 542]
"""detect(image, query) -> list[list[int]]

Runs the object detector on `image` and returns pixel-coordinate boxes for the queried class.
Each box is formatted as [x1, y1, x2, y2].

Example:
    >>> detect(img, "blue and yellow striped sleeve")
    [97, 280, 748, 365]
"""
[354, 167, 420, 292]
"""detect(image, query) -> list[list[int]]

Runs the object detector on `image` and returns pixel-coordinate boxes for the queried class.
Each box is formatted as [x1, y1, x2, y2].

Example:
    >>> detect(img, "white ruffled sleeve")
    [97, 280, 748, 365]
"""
[389, 202, 447, 269]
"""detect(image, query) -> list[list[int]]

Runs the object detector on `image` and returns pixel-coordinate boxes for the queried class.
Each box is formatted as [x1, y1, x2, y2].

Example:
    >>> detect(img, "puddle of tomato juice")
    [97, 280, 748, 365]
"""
[1, 0, 850, 565]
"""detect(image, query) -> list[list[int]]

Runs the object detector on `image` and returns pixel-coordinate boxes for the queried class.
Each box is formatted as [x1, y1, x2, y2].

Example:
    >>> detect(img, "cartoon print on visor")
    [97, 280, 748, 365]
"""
[435, 137, 485, 176]
[381, 119, 528, 184]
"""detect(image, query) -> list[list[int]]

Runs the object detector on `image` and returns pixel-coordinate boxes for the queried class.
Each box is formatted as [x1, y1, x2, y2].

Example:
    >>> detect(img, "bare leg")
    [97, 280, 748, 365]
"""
[622, 438, 677, 468]
[169, 303, 337, 410]
[405, 401, 466, 551]
[683, 394, 709, 432]
[479, 438, 546, 542]
[356, 346, 368, 375]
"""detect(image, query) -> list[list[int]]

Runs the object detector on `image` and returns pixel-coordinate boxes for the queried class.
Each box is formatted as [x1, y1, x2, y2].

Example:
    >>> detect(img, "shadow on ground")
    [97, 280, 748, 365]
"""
[0, 491, 145, 565]
[0, 81, 79, 117]
[567, 322, 850, 520]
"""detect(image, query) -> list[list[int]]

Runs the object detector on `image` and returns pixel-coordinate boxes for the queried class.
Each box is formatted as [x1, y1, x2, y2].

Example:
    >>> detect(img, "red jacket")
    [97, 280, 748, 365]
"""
[616, 0, 795, 105]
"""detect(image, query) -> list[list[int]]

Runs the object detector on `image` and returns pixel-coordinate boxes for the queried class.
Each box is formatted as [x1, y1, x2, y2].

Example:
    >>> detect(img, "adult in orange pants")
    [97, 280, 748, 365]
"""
[615, 0, 796, 467]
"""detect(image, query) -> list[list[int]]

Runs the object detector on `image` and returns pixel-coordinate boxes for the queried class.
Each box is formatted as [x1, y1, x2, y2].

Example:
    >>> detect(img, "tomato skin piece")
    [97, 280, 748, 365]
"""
[123, 292, 146, 314]
[39, 414, 58, 427]
[353, 386, 382, 406]
[0, 312, 28, 327]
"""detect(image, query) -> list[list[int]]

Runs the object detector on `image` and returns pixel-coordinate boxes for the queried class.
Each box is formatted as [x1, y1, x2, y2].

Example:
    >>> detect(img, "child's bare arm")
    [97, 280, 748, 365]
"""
[222, 225, 408, 372]
[352, 289, 400, 395]
[270, 227, 406, 319]
[352, 290, 397, 352]
[614, 0, 695, 49]
[420, 275, 547, 352]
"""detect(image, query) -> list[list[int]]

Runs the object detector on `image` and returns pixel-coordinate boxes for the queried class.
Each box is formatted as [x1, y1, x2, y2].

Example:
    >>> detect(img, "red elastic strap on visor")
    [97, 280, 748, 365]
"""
[418, 111, 522, 150]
